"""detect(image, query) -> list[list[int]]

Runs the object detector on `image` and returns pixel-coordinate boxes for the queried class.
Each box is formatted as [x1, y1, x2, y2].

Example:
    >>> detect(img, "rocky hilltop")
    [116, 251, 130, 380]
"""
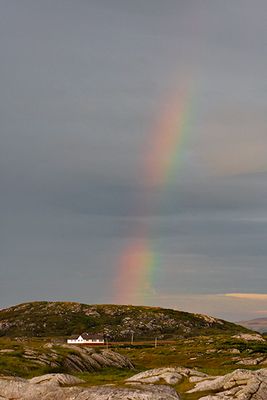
[0, 301, 248, 339]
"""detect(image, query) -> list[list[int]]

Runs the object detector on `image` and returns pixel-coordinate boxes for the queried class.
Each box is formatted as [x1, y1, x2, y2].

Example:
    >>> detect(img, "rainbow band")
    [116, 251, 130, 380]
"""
[114, 85, 193, 304]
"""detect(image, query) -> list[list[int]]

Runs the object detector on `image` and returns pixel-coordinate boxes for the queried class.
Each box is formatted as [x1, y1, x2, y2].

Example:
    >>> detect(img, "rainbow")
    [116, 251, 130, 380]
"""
[114, 84, 193, 304]
[145, 87, 192, 187]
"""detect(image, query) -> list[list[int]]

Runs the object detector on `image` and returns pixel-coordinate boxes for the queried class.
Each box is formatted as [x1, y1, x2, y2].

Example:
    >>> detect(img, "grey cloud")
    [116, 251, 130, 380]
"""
[0, 0, 267, 320]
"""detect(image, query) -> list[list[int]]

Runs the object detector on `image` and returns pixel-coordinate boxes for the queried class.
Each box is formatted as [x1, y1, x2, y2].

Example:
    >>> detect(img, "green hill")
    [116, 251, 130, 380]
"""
[0, 301, 248, 339]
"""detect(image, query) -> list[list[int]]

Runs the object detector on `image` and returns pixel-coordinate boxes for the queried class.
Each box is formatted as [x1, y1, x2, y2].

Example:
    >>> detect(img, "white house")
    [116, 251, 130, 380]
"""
[67, 333, 105, 345]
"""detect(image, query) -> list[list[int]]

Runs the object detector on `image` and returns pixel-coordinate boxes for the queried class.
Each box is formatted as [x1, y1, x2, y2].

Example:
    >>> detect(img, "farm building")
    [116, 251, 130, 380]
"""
[67, 333, 104, 345]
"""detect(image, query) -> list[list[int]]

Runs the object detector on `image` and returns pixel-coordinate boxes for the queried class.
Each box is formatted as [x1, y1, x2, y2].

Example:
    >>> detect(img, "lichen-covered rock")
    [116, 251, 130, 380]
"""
[187, 368, 267, 399]
[62, 346, 134, 372]
[75, 384, 181, 400]
[29, 373, 84, 386]
[19, 344, 134, 373]
[229, 348, 240, 354]
[237, 356, 266, 365]
[232, 333, 265, 342]
[127, 367, 208, 385]
[0, 373, 180, 400]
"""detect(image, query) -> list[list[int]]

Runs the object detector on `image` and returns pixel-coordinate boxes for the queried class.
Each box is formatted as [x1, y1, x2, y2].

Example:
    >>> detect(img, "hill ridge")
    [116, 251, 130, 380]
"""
[0, 301, 248, 339]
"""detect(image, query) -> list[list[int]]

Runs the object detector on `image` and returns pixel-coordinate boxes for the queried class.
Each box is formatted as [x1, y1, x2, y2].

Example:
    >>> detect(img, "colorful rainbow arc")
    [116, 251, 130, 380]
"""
[114, 84, 193, 305]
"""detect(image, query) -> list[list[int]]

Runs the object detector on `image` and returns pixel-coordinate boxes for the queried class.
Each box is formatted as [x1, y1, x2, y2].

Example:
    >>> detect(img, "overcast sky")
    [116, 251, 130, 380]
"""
[1, 0, 267, 321]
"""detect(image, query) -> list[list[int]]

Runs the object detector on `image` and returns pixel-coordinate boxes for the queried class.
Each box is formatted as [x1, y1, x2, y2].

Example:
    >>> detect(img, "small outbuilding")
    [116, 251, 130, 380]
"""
[67, 333, 105, 345]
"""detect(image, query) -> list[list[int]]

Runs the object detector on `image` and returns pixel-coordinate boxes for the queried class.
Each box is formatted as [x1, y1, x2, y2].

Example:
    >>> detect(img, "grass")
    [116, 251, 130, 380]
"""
[1, 334, 267, 398]
[76, 368, 135, 386]
[116, 334, 267, 375]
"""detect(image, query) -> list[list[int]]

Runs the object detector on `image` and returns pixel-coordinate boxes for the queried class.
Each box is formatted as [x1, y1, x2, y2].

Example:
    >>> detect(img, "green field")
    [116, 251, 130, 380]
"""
[1, 333, 267, 400]
[1, 334, 266, 375]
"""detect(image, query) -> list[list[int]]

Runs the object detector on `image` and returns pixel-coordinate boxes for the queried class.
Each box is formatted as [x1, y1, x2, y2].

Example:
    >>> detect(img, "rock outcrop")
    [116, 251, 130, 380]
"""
[0, 373, 180, 400]
[2, 368, 267, 399]
[16, 345, 134, 374]
[127, 366, 208, 385]
[236, 356, 267, 366]
[61, 345, 134, 372]
[127, 366, 267, 399]
[232, 333, 265, 342]
[187, 368, 267, 399]
[29, 373, 84, 386]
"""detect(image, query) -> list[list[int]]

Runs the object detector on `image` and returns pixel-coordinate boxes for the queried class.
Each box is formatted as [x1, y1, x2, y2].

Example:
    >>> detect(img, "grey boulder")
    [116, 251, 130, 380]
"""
[0, 373, 180, 400]
[187, 368, 267, 399]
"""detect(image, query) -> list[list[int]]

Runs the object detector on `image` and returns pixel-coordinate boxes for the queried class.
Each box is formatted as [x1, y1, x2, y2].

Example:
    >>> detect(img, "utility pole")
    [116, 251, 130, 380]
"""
[154, 337, 157, 348]
[105, 337, 109, 349]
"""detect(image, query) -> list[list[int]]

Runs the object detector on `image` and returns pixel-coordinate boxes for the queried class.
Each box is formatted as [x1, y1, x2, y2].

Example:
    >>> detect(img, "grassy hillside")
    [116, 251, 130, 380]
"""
[0, 301, 248, 339]
[1, 334, 267, 385]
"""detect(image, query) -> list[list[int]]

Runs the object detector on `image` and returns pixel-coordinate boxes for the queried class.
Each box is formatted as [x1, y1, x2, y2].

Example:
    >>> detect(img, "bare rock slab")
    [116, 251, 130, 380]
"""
[127, 367, 208, 386]
[0, 373, 180, 400]
[187, 368, 267, 399]
[232, 333, 265, 342]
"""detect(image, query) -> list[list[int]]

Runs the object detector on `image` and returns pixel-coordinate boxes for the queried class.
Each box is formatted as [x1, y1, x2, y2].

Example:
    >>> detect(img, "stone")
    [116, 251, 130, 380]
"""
[187, 368, 267, 399]
[5, 345, 133, 373]
[0, 373, 180, 400]
[232, 333, 265, 342]
[126, 366, 208, 386]
[127, 367, 183, 385]
[189, 376, 216, 383]
[29, 373, 84, 386]
[229, 349, 240, 354]
[237, 356, 266, 365]
[0, 349, 14, 353]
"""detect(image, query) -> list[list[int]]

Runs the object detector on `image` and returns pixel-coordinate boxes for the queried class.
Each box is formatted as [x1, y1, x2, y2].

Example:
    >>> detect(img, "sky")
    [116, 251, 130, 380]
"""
[0, 0, 267, 321]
